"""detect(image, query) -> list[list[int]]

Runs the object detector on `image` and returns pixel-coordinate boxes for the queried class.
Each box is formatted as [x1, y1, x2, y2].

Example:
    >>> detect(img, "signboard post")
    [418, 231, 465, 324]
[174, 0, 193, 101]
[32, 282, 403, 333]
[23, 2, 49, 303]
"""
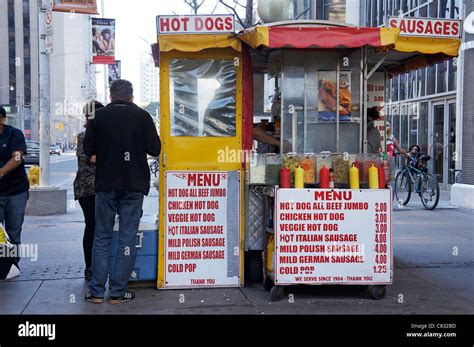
[45, 3, 53, 54]
[164, 171, 241, 288]
[274, 189, 392, 285]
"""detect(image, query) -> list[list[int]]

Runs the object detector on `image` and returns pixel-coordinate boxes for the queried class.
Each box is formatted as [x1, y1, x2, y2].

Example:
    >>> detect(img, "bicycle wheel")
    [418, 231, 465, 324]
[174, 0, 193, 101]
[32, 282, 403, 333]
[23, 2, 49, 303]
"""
[419, 173, 440, 210]
[394, 170, 411, 206]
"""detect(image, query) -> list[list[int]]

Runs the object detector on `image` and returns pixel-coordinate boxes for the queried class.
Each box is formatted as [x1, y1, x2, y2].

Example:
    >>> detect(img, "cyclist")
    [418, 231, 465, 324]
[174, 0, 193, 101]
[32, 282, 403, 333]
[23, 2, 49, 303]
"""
[406, 145, 428, 170]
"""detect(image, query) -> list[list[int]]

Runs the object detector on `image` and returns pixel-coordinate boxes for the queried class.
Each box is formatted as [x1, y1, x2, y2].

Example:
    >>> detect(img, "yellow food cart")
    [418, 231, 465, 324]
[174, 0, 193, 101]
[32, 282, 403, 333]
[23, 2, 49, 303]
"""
[155, 15, 460, 301]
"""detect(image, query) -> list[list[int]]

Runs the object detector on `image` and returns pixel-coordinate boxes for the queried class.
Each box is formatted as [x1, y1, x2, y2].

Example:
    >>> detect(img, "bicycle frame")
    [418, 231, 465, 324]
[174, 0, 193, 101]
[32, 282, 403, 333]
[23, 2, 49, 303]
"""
[402, 164, 426, 194]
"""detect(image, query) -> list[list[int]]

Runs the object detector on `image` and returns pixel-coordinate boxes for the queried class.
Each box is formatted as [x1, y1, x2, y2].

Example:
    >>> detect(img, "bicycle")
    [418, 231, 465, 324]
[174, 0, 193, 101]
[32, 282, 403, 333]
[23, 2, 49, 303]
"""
[394, 154, 440, 210]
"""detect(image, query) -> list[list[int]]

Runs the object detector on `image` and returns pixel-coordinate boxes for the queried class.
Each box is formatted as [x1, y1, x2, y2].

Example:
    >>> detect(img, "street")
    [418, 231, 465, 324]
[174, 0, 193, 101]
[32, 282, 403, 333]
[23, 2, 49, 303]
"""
[0, 160, 472, 314]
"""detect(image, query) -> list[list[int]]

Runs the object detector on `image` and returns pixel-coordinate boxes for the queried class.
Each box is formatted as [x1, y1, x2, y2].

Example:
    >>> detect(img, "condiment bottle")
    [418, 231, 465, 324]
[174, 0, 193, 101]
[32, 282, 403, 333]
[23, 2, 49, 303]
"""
[280, 167, 291, 189]
[369, 164, 379, 189]
[329, 170, 335, 189]
[320, 165, 330, 189]
[382, 154, 390, 182]
[349, 164, 360, 189]
[378, 165, 386, 189]
[295, 167, 305, 189]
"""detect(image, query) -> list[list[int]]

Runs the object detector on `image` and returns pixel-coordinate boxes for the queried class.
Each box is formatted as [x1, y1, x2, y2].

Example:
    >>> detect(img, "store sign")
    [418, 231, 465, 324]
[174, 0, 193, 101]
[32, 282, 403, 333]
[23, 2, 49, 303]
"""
[388, 17, 461, 38]
[52, 0, 98, 15]
[157, 15, 235, 34]
[164, 171, 241, 288]
[275, 189, 392, 285]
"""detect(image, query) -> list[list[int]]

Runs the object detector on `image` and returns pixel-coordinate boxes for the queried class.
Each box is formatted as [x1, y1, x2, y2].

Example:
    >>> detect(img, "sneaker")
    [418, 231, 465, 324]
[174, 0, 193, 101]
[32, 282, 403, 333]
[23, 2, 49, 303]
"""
[110, 291, 135, 304]
[85, 292, 104, 304]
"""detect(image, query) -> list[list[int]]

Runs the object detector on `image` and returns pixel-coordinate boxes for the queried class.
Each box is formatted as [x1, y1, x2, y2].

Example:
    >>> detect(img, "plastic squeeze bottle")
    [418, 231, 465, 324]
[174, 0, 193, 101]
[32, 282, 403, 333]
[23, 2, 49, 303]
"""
[349, 164, 360, 189]
[320, 166, 330, 189]
[280, 167, 291, 188]
[369, 164, 379, 189]
[295, 167, 305, 189]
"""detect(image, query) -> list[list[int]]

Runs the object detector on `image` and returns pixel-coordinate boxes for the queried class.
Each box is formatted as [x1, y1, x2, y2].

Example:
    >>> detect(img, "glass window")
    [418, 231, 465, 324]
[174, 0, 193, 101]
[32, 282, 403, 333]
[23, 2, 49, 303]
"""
[427, 65, 436, 95]
[429, 0, 438, 17]
[401, 112, 409, 150]
[448, 58, 457, 91]
[169, 59, 236, 137]
[402, 0, 408, 13]
[409, 113, 418, 148]
[418, 102, 429, 154]
[437, 62, 447, 94]
[418, 2, 428, 17]
[418, 68, 426, 97]
[378, 0, 384, 25]
[399, 74, 406, 100]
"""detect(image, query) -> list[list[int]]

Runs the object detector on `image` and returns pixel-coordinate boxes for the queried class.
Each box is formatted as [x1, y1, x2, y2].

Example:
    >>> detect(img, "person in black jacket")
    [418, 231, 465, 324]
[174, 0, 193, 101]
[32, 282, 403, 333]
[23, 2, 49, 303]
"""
[84, 80, 161, 304]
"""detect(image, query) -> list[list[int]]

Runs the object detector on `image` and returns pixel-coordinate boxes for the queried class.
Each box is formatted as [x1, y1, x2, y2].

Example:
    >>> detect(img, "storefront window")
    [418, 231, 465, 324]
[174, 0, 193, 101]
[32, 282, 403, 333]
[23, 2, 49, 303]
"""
[418, 102, 429, 154]
[437, 62, 447, 94]
[169, 59, 236, 137]
[401, 111, 409, 150]
[448, 58, 457, 91]
[427, 65, 436, 95]
[418, 68, 426, 97]
[409, 113, 418, 148]
[429, 0, 438, 17]
[399, 74, 406, 100]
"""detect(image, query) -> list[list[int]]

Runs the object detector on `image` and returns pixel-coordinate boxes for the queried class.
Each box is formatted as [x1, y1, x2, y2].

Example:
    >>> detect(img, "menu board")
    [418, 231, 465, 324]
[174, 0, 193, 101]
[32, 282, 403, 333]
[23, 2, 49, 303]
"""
[275, 189, 392, 285]
[164, 171, 240, 288]
[367, 72, 386, 150]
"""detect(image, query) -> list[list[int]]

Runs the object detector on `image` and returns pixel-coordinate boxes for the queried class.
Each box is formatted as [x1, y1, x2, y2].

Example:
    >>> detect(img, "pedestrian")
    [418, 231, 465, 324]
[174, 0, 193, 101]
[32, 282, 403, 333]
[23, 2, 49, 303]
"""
[0, 106, 29, 274]
[84, 80, 161, 304]
[386, 123, 407, 158]
[367, 106, 382, 154]
[73, 101, 104, 282]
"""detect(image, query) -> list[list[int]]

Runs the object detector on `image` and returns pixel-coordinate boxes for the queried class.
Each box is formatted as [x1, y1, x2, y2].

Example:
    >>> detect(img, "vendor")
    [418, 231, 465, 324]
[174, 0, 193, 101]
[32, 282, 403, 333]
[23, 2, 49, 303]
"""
[367, 107, 382, 154]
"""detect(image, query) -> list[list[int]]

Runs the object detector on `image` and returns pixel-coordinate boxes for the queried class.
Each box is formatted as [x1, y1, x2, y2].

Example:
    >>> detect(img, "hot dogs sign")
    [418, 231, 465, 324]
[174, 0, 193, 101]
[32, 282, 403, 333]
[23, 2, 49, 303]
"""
[157, 15, 235, 34]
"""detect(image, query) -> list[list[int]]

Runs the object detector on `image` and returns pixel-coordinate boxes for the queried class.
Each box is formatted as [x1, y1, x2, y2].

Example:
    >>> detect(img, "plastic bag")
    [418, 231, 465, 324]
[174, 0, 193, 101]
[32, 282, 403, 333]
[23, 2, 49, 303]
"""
[0, 223, 13, 248]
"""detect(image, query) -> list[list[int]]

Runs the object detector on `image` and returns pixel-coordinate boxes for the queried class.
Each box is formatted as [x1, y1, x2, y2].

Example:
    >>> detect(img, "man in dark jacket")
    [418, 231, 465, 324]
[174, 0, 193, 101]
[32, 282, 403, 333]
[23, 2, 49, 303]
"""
[84, 80, 161, 304]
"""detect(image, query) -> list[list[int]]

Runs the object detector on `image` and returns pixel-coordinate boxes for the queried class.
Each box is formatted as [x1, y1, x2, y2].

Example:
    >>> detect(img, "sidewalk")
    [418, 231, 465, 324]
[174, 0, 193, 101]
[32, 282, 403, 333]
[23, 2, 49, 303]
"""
[1, 188, 473, 315]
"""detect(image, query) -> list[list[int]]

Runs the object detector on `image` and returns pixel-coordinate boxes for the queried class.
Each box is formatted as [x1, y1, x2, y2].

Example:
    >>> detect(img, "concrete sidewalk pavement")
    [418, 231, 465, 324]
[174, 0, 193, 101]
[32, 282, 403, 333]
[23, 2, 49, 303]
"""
[0, 189, 473, 315]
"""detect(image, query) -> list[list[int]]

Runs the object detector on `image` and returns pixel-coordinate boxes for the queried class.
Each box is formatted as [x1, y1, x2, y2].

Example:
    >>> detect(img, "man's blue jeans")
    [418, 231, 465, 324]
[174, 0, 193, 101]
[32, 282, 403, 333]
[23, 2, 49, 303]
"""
[89, 191, 144, 298]
[0, 191, 29, 265]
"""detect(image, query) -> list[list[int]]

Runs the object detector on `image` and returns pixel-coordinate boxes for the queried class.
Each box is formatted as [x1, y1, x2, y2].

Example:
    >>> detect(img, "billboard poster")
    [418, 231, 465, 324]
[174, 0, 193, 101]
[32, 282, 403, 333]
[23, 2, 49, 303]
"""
[318, 71, 352, 122]
[52, 0, 98, 15]
[92, 18, 116, 65]
[108, 60, 121, 84]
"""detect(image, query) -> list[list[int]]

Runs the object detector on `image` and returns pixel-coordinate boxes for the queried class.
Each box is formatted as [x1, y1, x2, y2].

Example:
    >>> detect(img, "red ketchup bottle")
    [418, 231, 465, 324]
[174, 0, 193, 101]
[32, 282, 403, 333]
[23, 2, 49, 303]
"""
[378, 166, 386, 189]
[320, 166, 330, 189]
[280, 167, 291, 188]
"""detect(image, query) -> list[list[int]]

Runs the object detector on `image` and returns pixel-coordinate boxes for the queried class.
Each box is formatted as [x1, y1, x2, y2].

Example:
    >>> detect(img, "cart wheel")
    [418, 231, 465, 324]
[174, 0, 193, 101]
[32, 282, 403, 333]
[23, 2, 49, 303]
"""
[270, 285, 285, 302]
[367, 285, 386, 300]
[263, 275, 274, 291]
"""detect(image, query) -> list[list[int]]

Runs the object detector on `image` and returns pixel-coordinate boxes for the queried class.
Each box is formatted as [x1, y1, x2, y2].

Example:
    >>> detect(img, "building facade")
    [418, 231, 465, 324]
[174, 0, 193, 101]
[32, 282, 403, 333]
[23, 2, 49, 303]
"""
[0, 0, 40, 141]
[362, 0, 461, 190]
[293, 0, 463, 190]
[139, 52, 160, 106]
[50, 11, 97, 148]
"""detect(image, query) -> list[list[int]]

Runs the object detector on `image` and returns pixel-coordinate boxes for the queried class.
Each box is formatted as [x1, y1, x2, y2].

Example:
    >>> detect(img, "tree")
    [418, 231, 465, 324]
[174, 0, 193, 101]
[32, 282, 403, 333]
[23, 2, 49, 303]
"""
[184, 0, 205, 14]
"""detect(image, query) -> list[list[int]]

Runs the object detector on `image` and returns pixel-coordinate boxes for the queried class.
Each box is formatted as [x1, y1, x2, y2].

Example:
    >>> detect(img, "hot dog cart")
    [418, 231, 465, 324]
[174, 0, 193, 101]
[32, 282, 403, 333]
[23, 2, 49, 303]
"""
[155, 15, 460, 300]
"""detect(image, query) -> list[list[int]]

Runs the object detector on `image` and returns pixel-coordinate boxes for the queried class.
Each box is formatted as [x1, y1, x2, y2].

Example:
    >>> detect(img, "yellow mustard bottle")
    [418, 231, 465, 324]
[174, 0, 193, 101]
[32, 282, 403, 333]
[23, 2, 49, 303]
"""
[369, 164, 379, 189]
[349, 164, 360, 189]
[295, 167, 305, 188]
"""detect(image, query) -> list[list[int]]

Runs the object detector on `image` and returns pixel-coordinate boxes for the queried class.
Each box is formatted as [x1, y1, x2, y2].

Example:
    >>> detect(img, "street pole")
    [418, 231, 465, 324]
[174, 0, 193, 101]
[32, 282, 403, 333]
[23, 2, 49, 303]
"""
[102, 0, 108, 104]
[39, 0, 51, 186]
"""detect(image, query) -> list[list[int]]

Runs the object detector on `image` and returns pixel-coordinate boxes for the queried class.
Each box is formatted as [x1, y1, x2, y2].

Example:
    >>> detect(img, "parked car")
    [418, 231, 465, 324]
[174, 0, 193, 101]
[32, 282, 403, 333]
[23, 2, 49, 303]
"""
[24, 141, 40, 166]
[50, 145, 62, 155]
